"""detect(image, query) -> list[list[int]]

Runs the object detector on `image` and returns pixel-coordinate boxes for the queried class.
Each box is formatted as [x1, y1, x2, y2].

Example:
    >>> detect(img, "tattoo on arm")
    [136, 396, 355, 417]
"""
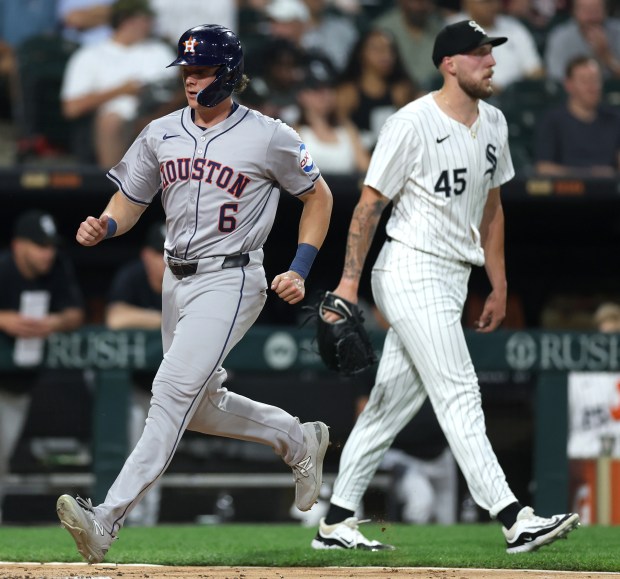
[343, 198, 388, 282]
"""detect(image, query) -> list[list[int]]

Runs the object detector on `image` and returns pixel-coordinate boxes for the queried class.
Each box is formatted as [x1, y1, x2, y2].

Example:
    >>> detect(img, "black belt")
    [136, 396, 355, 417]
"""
[168, 253, 250, 279]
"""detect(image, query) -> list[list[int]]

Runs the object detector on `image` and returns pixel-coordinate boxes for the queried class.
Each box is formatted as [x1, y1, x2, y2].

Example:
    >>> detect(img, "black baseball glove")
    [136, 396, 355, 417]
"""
[315, 291, 377, 377]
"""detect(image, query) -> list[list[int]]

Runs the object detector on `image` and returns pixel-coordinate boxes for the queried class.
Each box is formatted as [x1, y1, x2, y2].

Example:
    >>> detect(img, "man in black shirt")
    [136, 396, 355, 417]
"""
[535, 56, 620, 177]
[0, 210, 85, 522]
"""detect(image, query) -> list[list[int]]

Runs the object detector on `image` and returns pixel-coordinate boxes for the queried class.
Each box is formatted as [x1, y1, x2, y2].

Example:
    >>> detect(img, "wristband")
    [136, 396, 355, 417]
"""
[289, 243, 318, 279]
[105, 217, 118, 239]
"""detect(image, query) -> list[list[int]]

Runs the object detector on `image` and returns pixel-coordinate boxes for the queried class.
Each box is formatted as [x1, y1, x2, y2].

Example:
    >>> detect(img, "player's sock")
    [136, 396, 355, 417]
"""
[325, 504, 355, 525]
[497, 502, 523, 528]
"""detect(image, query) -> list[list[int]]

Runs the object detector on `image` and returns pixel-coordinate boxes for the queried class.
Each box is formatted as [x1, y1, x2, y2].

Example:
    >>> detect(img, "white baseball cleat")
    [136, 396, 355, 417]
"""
[56, 494, 115, 563]
[503, 506, 580, 553]
[311, 517, 395, 551]
[292, 421, 330, 512]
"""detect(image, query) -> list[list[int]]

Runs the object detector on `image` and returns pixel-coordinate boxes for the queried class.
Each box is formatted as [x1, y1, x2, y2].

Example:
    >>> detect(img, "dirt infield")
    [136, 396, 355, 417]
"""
[0, 564, 618, 579]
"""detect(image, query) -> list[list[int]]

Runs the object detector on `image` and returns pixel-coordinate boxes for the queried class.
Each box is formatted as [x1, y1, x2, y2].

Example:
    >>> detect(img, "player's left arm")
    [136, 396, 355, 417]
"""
[271, 176, 333, 305]
[476, 186, 506, 333]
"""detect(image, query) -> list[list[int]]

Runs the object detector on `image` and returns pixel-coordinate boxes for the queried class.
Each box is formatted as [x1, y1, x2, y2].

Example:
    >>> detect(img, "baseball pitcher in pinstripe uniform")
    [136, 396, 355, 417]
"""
[312, 20, 580, 553]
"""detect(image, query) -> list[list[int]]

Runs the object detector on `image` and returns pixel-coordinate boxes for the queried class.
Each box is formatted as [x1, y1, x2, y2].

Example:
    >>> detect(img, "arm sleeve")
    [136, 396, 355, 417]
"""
[492, 114, 515, 188]
[364, 115, 418, 200]
[265, 122, 321, 197]
[107, 124, 162, 205]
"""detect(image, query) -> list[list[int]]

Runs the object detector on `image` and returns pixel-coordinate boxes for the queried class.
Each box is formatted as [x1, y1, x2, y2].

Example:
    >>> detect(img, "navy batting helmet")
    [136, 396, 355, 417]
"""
[168, 24, 244, 108]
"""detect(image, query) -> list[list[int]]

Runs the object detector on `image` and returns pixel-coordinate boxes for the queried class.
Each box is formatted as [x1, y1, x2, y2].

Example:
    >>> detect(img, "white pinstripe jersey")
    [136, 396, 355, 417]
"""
[365, 92, 514, 266]
[107, 104, 320, 259]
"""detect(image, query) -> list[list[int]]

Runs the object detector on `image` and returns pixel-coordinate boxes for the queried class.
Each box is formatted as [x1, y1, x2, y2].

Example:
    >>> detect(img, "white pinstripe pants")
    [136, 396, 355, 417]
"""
[331, 240, 517, 517]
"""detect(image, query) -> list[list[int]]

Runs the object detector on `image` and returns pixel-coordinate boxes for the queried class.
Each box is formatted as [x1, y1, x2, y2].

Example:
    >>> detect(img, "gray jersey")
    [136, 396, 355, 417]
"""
[107, 104, 321, 259]
[366, 93, 514, 266]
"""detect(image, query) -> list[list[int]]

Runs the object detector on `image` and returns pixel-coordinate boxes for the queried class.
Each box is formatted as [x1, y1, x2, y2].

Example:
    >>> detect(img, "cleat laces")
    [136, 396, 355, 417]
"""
[76, 496, 96, 513]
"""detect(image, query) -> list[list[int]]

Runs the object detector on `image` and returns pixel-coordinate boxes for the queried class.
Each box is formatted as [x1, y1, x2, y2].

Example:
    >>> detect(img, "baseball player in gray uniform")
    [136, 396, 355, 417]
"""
[55, 24, 332, 564]
[311, 21, 580, 553]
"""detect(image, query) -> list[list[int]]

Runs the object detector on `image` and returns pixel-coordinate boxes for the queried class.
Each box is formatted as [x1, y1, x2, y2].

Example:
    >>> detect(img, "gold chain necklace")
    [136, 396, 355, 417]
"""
[439, 92, 480, 139]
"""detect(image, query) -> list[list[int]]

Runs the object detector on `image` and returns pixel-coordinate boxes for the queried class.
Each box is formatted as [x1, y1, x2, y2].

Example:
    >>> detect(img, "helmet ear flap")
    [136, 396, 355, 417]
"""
[196, 65, 227, 108]
[196, 62, 243, 108]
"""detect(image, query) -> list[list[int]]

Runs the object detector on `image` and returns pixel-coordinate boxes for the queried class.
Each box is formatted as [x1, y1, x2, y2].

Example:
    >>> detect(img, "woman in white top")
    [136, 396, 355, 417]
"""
[295, 58, 370, 176]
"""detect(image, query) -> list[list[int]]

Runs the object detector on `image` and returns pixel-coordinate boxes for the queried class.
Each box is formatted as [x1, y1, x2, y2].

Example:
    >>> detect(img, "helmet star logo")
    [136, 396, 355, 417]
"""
[183, 36, 198, 54]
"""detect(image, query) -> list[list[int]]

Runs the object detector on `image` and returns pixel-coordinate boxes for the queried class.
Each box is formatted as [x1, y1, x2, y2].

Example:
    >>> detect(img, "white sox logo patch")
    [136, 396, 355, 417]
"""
[184, 36, 198, 54]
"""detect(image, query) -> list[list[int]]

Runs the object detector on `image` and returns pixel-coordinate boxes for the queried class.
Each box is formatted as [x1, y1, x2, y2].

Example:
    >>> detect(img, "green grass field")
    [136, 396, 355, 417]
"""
[1, 523, 619, 572]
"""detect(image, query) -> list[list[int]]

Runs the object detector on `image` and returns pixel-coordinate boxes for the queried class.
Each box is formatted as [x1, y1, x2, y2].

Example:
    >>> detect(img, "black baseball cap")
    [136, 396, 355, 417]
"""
[144, 221, 165, 252]
[432, 20, 507, 68]
[13, 210, 62, 246]
[302, 57, 336, 90]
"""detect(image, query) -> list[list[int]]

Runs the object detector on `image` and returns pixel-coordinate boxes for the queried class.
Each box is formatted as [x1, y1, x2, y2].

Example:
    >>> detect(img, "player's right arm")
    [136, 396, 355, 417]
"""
[76, 191, 147, 246]
[334, 185, 390, 302]
[333, 113, 413, 305]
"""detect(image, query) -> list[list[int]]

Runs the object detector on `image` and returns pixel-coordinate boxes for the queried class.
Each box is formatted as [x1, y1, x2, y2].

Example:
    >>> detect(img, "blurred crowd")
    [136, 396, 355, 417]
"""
[0, 0, 619, 175]
[1, 0, 620, 526]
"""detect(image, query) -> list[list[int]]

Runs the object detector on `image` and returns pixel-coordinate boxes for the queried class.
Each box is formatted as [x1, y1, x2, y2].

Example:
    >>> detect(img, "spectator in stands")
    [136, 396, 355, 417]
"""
[336, 28, 417, 151]
[373, 0, 445, 91]
[149, 0, 238, 46]
[60, 0, 181, 167]
[105, 221, 165, 526]
[243, 0, 328, 125]
[534, 56, 620, 177]
[300, 0, 359, 73]
[504, 0, 569, 56]
[295, 58, 370, 177]
[264, 0, 310, 46]
[0, 210, 85, 523]
[544, 0, 620, 82]
[447, 0, 544, 92]
[249, 38, 305, 126]
[57, 0, 114, 46]
[593, 302, 620, 332]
